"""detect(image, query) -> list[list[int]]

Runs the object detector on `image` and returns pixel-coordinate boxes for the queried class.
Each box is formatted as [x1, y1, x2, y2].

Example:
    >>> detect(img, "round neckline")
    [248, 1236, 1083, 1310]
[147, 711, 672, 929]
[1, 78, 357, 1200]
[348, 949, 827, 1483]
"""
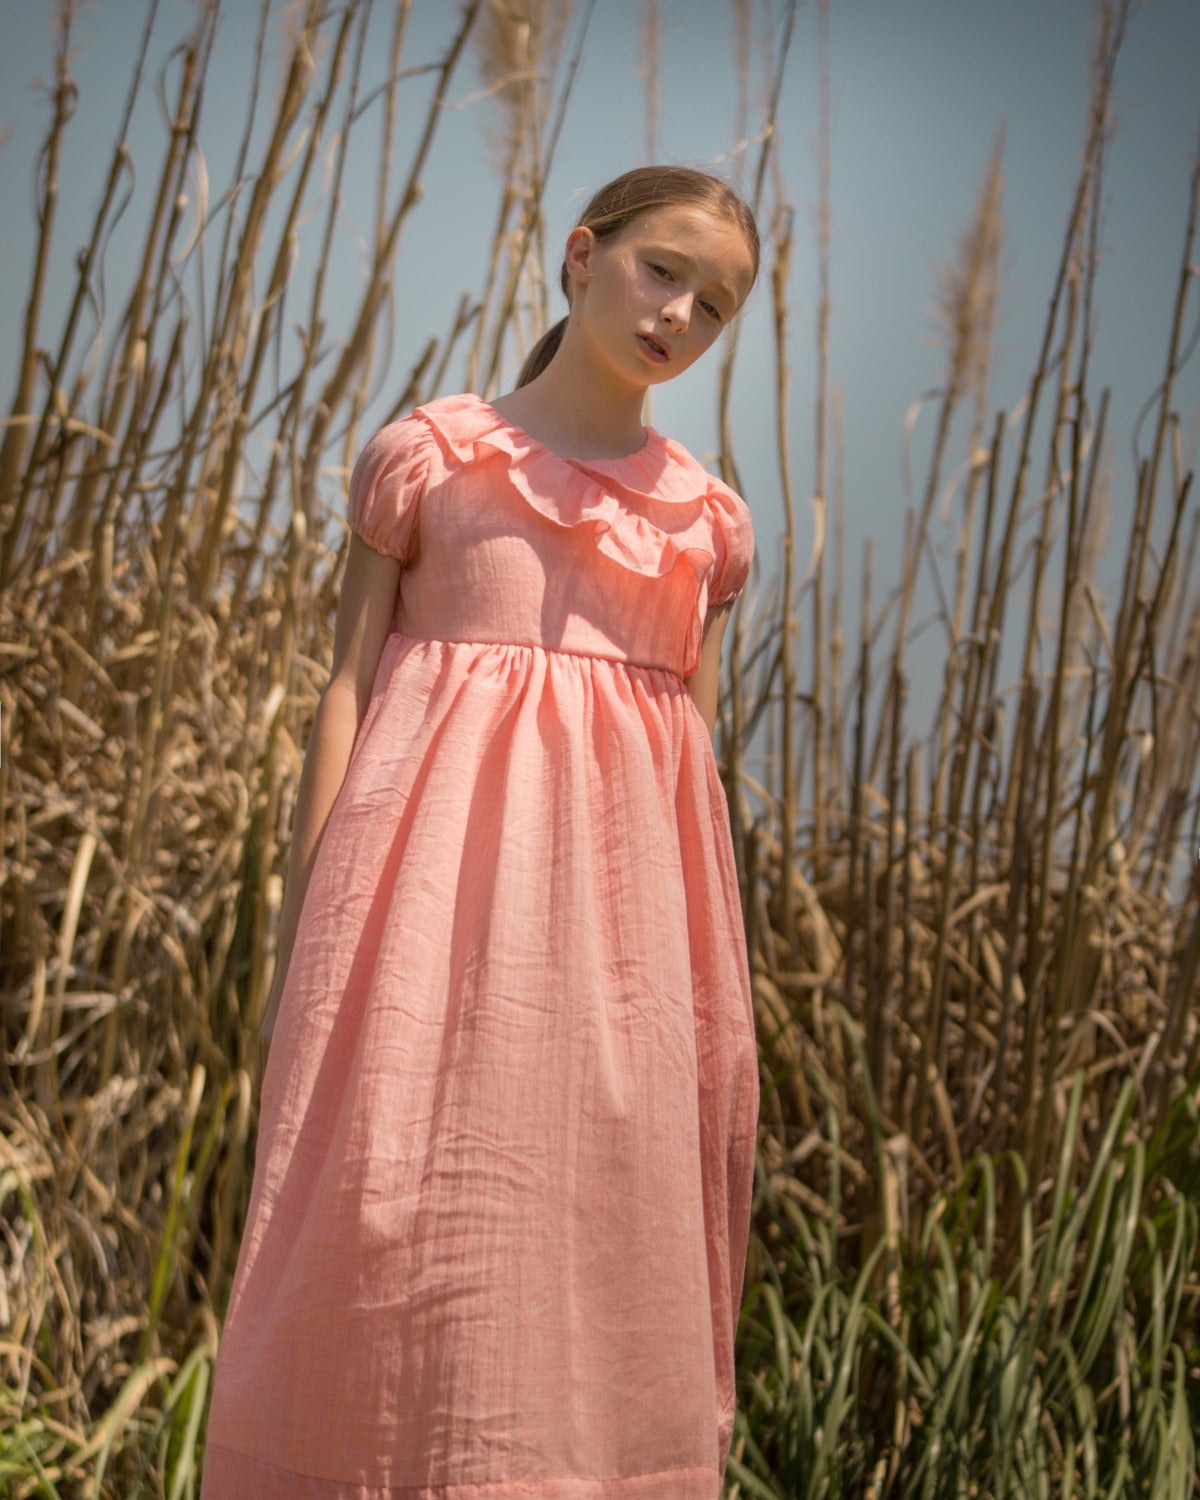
[472, 394, 658, 467]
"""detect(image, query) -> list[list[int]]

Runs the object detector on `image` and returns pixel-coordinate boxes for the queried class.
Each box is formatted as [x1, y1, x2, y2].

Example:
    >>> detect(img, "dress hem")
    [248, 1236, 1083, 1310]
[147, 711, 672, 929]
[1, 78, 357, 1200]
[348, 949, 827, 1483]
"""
[201, 1442, 722, 1499]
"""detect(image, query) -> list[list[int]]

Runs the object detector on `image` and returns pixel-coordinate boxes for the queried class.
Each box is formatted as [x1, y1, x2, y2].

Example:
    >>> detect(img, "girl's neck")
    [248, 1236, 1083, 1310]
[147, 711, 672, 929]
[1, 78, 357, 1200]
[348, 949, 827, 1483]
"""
[491, 342, 649, 463]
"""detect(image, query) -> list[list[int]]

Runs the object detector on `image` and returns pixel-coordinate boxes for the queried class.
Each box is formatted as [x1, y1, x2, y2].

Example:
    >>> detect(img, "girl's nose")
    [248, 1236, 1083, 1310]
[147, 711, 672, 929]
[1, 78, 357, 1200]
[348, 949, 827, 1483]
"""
[661, 293, 692, 332]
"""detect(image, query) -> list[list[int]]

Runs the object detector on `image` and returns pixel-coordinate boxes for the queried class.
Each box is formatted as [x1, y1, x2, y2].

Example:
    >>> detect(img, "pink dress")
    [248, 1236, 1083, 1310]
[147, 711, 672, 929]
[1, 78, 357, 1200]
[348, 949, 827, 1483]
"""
[201, 393, 759, 1499]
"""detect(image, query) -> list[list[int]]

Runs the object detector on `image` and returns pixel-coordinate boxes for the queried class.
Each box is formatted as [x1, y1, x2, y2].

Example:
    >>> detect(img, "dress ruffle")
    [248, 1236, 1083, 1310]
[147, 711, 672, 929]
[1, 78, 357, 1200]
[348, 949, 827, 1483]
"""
[407, 394, 752, 674]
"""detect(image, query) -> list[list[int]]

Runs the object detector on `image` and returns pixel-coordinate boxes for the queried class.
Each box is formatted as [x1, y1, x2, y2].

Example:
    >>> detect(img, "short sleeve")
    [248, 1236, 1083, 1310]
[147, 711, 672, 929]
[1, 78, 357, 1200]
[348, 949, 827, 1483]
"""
[707, 482, 755, 606]
[347, 412, 432, 564]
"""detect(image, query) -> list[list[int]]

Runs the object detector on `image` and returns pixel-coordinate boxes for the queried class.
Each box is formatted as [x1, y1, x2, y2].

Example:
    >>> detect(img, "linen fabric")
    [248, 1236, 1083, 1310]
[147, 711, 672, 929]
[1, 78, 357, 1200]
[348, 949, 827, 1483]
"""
[201, 393, 759, 1499]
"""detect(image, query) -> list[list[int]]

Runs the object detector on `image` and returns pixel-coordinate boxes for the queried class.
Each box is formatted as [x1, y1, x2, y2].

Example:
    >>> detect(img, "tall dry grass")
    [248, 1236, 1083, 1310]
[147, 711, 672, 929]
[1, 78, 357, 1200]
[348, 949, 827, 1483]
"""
[0, 0, 1197, 1494]
[719, 1, 1200, 1487]
[726, 0, 1200, 1227]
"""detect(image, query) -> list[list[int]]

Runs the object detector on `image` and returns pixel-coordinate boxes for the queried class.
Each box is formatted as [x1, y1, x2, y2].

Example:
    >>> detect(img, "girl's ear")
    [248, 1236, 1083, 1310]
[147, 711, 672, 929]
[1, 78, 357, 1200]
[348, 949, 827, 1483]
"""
[563, 225, 597, 288]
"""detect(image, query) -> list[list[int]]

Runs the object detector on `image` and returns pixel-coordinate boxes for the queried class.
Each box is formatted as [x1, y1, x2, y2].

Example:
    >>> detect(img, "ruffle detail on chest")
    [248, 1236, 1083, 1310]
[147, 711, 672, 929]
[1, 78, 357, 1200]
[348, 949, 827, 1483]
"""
[423, 392, 734, 566]
[410, 394, 754, 672]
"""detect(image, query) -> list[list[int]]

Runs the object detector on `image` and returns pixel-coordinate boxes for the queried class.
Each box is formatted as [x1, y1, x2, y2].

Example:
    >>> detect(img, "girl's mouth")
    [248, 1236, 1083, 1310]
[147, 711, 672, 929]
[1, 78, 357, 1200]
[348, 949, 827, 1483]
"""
[637, 332, 670, 362]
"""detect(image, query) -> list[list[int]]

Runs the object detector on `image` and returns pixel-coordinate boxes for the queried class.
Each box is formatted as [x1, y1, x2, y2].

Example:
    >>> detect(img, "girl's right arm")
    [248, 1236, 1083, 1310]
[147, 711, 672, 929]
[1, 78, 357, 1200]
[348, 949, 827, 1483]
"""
[255, 534, 402, 1088]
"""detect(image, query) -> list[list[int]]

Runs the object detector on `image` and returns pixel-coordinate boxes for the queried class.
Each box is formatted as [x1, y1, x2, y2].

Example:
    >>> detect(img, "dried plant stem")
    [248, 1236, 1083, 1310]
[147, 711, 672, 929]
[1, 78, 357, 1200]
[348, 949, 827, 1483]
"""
[772, 208, 797, 940]
[810, 0, 831, 878]
[0, 3, 78, 580]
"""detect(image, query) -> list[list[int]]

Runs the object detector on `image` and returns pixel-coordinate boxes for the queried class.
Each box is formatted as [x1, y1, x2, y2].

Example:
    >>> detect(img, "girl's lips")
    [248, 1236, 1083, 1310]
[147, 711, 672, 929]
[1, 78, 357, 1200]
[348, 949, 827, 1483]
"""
[637, 332, 670, 362]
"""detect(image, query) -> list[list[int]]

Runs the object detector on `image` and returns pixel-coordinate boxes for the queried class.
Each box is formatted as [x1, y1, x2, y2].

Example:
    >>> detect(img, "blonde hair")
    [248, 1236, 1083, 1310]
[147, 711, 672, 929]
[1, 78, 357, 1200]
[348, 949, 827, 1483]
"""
[516, 166, 760, 389]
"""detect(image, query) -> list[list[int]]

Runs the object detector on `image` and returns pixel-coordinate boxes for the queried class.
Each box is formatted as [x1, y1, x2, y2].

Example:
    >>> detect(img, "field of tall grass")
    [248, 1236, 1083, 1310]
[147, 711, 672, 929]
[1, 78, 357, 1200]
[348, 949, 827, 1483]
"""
[1, 1, 1198, 1495]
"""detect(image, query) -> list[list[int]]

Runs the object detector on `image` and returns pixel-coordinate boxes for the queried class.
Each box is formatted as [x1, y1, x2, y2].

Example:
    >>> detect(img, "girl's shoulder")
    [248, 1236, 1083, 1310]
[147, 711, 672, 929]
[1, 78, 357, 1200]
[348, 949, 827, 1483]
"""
[645, 429, 746, 506]
[360, 393, 475, 456]
[381, 391, 519, 472]
[350, 395, 498, 503]
[635, 430, 755, 607]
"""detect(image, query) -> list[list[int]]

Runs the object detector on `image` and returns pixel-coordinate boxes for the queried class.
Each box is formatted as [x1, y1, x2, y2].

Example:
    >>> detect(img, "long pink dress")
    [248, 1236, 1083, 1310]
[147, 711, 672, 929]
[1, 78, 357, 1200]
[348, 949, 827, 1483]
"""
[201, 393, 759, 1499]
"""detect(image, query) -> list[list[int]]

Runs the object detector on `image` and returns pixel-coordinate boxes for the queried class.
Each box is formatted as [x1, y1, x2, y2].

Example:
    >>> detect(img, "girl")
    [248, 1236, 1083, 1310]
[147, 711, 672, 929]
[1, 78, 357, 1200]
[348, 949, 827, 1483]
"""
[201, 165, 761, 1500]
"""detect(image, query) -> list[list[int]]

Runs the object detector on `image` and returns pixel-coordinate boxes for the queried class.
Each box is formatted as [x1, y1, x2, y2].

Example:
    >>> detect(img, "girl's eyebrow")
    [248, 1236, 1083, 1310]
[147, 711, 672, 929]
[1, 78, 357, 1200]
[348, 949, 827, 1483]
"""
[643, 245, 738, 307]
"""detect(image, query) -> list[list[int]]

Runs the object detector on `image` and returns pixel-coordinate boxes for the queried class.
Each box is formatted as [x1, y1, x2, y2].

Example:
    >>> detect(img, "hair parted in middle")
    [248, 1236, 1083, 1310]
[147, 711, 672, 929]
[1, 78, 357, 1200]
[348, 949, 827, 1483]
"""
[515, 165, 760, 389]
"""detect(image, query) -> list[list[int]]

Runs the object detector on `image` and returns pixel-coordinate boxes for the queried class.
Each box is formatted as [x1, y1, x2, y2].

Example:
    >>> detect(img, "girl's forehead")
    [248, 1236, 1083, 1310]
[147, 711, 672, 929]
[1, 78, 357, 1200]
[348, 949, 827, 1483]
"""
[630, 203, 736, 240]
[625, 204, 756, 296]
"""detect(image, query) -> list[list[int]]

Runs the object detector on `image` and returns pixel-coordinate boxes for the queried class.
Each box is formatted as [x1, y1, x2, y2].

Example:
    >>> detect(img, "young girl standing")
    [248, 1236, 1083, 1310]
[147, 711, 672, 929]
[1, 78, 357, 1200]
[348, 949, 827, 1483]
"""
[201, 166, 761, 1500]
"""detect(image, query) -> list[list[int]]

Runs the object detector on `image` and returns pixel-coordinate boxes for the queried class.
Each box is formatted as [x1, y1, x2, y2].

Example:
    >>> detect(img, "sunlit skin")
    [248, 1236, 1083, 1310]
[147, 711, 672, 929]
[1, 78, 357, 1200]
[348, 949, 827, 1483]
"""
[493, 204, 757, 463]
[256, 206, 757, 1080]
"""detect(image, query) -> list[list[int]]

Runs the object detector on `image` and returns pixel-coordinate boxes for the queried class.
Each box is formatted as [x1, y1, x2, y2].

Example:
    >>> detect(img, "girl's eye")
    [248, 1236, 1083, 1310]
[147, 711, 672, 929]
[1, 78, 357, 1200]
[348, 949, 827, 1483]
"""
[649, 262, 673, 280]
[700, 300, 723, 321]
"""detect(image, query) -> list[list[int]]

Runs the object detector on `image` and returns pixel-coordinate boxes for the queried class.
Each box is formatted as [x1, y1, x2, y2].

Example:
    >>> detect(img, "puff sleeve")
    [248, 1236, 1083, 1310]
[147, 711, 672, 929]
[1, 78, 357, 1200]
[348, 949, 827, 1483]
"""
[707, 481, 755, 607]
[347, 412, 432, 564]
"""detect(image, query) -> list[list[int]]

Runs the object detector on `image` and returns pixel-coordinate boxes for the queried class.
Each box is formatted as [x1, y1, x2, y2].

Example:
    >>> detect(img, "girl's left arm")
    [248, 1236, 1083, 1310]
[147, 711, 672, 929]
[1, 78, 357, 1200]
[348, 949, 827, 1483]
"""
[687, 602, 734, 737]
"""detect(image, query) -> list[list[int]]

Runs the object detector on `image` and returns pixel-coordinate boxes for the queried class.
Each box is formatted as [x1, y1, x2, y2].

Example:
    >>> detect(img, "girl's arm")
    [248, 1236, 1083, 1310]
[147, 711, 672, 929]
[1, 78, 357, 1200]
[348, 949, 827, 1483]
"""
[686, 602, 734, 738]
[256, 535, 402, 1085]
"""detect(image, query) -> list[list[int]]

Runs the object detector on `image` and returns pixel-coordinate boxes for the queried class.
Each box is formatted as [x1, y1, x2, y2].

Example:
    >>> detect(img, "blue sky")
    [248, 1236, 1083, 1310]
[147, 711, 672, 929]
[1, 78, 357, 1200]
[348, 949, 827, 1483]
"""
[2, 0, 1198, 729]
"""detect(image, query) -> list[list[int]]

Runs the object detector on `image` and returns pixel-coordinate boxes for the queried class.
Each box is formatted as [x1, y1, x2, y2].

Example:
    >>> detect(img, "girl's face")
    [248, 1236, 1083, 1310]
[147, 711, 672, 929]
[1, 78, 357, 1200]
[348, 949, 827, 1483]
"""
[565, 204, 756, 391]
